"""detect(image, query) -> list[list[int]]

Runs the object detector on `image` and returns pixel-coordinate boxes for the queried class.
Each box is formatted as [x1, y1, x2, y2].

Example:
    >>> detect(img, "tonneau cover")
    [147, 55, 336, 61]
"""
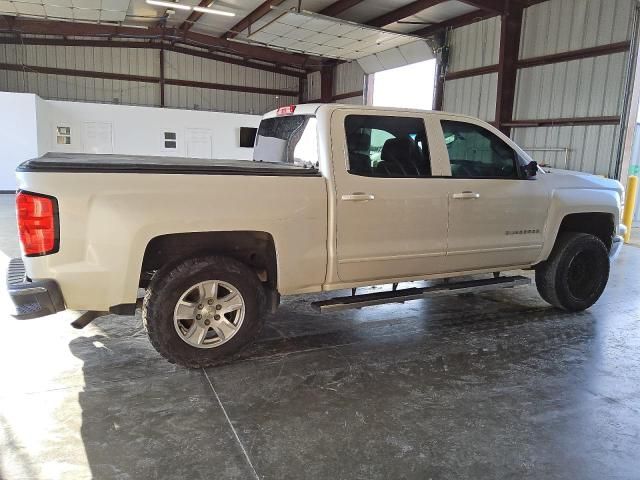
[18, 152, 320, 176]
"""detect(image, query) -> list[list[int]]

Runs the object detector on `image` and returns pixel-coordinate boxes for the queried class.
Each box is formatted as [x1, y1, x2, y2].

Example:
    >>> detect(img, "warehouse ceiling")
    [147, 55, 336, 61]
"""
[0, 0, 483, 35]
[0, 0, 542, 72]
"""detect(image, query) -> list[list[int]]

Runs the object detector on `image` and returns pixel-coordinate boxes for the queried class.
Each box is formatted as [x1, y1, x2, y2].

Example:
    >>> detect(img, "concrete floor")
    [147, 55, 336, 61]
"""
[1, 193, 639, 480]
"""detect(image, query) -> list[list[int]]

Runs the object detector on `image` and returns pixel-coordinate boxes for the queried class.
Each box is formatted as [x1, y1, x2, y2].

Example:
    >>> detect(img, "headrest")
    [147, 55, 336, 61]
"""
[348, 132, 370, 151]
[381, 137, 419, 164]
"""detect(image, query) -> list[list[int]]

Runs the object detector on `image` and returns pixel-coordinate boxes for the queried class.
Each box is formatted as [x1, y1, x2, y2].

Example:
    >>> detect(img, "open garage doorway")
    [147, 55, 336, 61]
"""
[369, 59, 437, 110]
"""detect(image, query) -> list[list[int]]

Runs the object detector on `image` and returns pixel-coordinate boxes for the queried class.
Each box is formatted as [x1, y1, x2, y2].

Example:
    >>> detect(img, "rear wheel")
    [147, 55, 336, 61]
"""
[535, 232, 610, 312]
[143, 255, 265, 368]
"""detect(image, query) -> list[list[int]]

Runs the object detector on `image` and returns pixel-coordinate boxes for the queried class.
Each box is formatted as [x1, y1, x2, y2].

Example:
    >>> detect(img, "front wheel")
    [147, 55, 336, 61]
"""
[143, 255, 265, 368]
[535, 232, 610, 312]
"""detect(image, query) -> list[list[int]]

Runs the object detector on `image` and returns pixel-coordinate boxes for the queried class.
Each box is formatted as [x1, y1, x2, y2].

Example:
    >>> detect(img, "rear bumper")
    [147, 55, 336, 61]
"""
[6, 258, 65, 319]
[610, 235, 624, 262]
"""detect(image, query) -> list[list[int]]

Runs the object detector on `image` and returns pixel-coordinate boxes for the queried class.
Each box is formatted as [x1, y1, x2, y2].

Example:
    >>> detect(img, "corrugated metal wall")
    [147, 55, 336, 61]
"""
[305, 70, 321, 101]
[512, 0, 636, 175]
[447, 16, 501, 72]
[442, 0, 638, 177]
[442, 17, 500, 122]
[513, 54, 627, 120]
[512, 125, 622, 175]
[519, 0, 635, 57]
[443, 73, 497, 121]
[0, 38, 299, 114]
[302, 61, 364, 103]
[0, 41, 160, 106]
[163, 50, 297, 114]
[335, 61, 364, 102]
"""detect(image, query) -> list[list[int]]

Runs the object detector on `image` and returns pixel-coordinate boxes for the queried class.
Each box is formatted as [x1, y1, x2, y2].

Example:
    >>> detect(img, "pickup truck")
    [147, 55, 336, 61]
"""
[7, 104, 625, 368]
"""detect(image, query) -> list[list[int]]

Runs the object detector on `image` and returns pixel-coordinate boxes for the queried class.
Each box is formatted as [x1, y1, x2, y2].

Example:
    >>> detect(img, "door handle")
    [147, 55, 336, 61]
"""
[341, 192, 375, 201]
[452, 191, 480, 199]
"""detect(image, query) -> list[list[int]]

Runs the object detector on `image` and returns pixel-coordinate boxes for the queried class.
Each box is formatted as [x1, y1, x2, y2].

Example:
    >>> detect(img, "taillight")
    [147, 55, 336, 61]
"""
[16, 191, 59, 257]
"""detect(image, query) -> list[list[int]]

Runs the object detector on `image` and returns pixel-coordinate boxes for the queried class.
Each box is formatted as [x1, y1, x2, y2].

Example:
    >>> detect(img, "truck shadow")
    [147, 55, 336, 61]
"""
[66, 294, 601, 478]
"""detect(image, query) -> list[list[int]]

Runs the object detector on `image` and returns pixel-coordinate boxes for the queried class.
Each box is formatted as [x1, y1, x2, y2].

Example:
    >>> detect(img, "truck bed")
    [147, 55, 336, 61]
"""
[18, 152, 320, 177]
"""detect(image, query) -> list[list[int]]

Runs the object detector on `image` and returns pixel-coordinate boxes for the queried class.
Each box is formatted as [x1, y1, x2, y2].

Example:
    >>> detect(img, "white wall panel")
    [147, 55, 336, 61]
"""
[0, 92, 263, 189]
[520, 0, 635, 59]
[447, 16, 501, 72]
[443, 73, 497, 122]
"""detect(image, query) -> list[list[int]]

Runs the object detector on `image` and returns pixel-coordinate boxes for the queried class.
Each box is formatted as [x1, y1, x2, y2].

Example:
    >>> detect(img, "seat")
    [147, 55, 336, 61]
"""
[375, 137, 427, 177]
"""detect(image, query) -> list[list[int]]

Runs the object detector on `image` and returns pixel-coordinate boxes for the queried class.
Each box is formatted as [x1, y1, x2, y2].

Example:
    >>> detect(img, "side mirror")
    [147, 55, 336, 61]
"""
[522, 161, 538, 178]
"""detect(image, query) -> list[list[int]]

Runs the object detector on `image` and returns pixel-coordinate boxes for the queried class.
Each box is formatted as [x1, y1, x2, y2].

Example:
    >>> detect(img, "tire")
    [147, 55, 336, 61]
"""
[143, 255, 265, 368]
[535, 232, 610, 312]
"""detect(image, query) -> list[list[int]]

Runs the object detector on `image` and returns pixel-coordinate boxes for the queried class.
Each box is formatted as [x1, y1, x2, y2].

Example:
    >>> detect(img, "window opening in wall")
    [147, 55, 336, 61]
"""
[56, 126, 71, 145]
[240, 127, 258, 147]
[371, 59, 437, 110]
[164, 132, 177, 149]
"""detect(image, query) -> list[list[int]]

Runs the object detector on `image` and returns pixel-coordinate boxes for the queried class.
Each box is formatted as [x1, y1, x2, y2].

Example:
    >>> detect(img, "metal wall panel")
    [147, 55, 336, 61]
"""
[442, 0, 637, 178]
[511, 0, 637, 178]
[302, 62, 363, 103]
[442, 17, 500, 122]
[520, 0, 635, 59]
[335, 61, 364, 96]
[163, 50, 298, 91]
[513, 52, 629, 120]
[513, 124, 621, 177]
[305, 70, 321, 101]
[338, 96, 365, 105]
[442, 72, 497, 122]
[447, 16, 501, 72]
[0, 41, 300, 114]
[0, 42, 160, 106]
[164, 85, 296, 115]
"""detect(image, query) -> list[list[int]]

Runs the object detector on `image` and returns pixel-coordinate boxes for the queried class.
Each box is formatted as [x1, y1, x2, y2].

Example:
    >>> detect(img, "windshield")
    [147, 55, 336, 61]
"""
[253, 115, 318, 169]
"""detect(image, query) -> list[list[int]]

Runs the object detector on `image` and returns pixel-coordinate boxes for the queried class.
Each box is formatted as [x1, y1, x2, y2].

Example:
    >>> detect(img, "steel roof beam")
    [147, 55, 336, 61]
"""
[0, 16, 316, 68]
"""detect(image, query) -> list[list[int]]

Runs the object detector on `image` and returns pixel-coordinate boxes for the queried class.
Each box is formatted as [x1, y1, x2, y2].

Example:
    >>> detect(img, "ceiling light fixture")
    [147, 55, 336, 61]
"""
[193, 6, 235, 16]
[145, 0, 192, 11]
[121, 24, 150, 29]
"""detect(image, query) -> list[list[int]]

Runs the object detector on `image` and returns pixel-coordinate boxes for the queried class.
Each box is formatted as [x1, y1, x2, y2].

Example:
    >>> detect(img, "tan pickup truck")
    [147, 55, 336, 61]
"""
[8, 104, 625, 367]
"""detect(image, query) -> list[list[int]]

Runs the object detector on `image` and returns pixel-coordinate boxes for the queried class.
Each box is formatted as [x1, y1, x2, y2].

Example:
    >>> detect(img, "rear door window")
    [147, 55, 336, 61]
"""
[345, 115, 431, 178]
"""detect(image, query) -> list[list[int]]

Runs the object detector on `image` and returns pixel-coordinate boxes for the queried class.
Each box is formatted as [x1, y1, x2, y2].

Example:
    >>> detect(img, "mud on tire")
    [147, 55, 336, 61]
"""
[535, 232, 610, 312]
[143, 255, 265, 368]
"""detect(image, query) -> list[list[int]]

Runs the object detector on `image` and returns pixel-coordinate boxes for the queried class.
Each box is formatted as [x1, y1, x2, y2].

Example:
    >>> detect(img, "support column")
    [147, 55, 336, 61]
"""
[495, 4, 523, 136]
[159, 47, 165, 107]
[433, 32, 447, 111]
[298, 76, 306, 104]
[320, 64, 335, 103]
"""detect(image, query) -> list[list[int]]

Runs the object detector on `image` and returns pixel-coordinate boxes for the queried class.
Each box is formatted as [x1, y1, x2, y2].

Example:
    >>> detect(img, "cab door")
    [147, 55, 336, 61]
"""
[330, 109, 450, 284]
[435, 116, 551, 272]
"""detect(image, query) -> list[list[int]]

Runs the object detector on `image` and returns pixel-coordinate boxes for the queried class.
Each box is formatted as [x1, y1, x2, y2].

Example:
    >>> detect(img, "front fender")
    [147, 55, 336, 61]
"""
[536, 188, 621, 263]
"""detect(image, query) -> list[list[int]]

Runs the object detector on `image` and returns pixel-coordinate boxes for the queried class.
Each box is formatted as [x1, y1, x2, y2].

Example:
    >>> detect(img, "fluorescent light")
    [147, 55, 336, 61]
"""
[145, 0, 192, 11]
[193, 6, 235, 16]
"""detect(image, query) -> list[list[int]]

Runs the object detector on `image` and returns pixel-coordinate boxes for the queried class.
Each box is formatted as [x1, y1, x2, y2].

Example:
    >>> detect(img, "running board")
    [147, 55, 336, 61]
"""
[311, 275, 531, 313]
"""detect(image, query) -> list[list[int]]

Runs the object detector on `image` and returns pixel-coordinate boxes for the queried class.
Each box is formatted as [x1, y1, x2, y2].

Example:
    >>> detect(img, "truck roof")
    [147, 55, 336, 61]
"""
[262, 103, 479, 122]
